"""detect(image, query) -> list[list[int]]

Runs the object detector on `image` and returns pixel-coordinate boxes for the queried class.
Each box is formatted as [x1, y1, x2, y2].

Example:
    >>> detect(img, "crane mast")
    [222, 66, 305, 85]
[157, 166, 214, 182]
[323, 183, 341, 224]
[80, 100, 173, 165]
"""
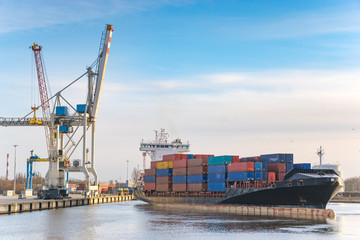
[31, 43, 55, 154]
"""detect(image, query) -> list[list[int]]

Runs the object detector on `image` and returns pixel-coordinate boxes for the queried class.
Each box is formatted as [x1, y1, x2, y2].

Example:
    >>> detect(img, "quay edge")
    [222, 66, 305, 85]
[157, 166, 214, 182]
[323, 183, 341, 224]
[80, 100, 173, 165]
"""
[0, 195, 135, 215]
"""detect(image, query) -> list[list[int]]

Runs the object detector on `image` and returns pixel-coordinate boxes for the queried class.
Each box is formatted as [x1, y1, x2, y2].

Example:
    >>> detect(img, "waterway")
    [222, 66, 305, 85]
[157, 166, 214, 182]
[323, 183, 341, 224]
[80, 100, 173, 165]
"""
[1, 201, 359, 240]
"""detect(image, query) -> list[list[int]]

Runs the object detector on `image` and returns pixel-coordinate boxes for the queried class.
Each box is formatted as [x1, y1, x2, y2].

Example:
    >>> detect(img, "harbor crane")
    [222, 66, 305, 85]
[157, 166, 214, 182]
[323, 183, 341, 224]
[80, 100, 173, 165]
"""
[0, 24, 113, 199]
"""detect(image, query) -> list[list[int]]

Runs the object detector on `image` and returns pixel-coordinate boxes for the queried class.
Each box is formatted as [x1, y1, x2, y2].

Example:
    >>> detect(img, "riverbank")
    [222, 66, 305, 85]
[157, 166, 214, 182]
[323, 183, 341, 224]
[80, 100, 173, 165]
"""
[0, 194, 134, 214]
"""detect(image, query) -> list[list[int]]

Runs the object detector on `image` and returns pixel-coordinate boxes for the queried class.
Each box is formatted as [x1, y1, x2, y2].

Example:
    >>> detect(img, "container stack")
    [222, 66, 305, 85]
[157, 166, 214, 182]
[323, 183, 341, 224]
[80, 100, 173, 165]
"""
[207, 156, 234, 191]
[172, 155, 188, 192]
[260, 153, 293, 182]
[144, 168, 156, 191]
[187, 155, 212, 191]
[142, 152, 305, 194]
[228, 161, 255, 182]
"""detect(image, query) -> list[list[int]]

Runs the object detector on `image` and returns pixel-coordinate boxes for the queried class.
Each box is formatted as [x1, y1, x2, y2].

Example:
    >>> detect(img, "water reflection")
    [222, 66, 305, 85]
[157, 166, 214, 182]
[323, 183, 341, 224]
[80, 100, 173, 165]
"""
[0, 201, 359, 240]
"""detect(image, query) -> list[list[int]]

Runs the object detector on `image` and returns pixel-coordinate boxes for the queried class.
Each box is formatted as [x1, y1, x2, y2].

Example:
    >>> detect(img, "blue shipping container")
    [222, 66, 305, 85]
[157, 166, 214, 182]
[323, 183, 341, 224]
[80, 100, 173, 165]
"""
[156, 169, 173, 177]
[255, 162, 262, 172]
[59, 126, 71, 133]
[208, 156, 232, 165]
[76, 104, 86, 113]
[208, 182, 226, 192]
[187, 154, 194, 159]
[255, 171, 263, 181]
[187, 174, 207, 183]
[260, 153, 286, 163]
[56, 106, 68, 116]
[285, 154, 294, 163]
[262, 162, 268, 172]
[144, 176, 155, 183]
[286, 163, 294, 172]
[262, 172, 268, 182]
[173, 175, 186, 184]
[208, 164, 227, 174]
[227, 171, 255, 181]
[293, 163, 311, 170]
[207, 174, 226, 183]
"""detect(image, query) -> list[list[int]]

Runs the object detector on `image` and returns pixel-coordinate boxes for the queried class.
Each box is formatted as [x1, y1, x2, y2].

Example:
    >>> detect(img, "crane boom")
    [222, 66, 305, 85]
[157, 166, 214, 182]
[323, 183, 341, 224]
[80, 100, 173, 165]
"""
[90, 24, 113, 120]
[31, 43, 55, 153]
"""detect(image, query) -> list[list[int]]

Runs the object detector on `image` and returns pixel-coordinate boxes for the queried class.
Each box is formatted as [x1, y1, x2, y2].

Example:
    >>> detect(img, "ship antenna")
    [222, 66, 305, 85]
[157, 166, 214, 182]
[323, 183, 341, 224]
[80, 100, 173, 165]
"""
[317, 146, 325, 169]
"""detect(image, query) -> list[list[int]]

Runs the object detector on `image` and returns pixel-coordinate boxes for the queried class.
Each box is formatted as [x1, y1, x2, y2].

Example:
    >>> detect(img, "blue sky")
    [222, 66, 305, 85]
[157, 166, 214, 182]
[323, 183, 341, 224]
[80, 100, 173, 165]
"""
[1, 0, 360, 181]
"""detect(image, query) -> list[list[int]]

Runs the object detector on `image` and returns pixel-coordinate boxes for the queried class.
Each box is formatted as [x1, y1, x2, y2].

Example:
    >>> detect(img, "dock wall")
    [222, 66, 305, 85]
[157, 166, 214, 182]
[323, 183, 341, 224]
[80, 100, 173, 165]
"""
[0, 195, 134, 215]
[152, 202, 336, 220]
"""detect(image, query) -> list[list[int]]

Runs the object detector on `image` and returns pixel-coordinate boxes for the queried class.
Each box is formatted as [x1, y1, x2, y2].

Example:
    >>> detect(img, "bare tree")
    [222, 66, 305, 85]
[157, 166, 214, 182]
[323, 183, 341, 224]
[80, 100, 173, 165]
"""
[132, 167, 140, 181]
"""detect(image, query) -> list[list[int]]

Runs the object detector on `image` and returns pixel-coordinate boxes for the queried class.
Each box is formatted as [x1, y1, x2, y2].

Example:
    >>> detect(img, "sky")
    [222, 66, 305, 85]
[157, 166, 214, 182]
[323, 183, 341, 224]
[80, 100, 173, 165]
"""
[1, 0, 360, 182]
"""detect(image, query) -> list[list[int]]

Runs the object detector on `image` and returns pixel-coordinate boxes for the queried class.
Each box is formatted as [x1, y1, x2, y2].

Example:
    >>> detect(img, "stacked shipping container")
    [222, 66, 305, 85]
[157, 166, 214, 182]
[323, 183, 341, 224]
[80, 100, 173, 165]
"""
[143, 152, 309, 193]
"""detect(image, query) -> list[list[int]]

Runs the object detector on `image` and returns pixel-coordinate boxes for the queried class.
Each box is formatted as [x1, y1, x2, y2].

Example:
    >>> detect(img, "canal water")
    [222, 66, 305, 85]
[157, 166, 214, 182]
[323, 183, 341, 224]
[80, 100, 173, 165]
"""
[1, 201, 359, 240]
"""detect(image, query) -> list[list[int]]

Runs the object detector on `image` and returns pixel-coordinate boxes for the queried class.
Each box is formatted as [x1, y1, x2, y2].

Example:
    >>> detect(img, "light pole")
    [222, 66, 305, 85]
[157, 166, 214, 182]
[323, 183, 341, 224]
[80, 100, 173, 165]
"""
[126, 160, 129, 183]
[13, 145, 18, 195]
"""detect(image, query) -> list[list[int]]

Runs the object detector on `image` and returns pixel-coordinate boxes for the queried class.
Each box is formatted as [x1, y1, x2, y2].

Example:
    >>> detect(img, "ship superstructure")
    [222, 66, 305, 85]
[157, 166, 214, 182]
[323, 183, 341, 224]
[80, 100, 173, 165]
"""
[140, 129, 190, 169]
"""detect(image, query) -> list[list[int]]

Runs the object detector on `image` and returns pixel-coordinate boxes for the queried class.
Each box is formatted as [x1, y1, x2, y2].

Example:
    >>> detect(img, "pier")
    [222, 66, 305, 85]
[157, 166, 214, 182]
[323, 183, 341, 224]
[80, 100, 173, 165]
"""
[0, 194, 134, 215]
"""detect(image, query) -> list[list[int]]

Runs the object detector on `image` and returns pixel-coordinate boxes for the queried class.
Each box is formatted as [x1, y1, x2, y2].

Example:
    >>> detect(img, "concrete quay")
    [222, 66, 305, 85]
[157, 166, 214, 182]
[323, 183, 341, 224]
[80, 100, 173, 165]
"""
[0, 194, 134, 215]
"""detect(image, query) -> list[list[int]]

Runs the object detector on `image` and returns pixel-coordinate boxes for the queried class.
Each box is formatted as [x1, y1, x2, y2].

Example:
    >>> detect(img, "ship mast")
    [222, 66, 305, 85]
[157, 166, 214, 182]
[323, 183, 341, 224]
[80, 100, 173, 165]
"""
[317, 146, 325, 169]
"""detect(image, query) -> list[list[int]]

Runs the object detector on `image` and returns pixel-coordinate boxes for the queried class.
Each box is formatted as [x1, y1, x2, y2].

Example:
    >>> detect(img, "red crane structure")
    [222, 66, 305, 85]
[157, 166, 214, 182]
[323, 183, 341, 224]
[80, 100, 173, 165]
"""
[31, 43, 55, 154]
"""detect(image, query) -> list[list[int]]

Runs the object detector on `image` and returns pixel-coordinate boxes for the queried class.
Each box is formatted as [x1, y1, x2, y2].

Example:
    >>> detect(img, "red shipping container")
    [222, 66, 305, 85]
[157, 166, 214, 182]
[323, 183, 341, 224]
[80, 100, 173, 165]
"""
[173, 167, 187, 175]
[232, 156, 240, 163]
[156, 176, 172, 184]
[187, 158, 208, 167]
[268, 172, 276, 182]
[268, 163, 286, 172]
[173, 159, 187, 168]
[187, 166, 208, 175]
[156, 183, 172, 192]
[151, 160, 161, 169]
[145, 168, 156, 176]
[173, 183, 187, 192]
[144, 182, 156, 191]
[228, 162, 254, 172]
[276, 172, 286, 182]
[240, 156, 260, 162]
[254, 156, 261, 162]
[194, 154, 214, 159]
[163, 154, 187, 161]
[187, 183, 207, 192]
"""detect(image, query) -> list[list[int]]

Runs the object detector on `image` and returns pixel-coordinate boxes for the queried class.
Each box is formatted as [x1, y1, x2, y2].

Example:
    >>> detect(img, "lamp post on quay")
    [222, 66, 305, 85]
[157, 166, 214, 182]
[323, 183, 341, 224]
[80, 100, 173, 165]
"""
[13, 145, 18, 195]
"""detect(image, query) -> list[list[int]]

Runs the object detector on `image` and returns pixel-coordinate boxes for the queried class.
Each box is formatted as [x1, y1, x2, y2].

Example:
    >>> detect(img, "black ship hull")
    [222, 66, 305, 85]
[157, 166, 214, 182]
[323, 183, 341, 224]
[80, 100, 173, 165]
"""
[135, 169, 343, 209]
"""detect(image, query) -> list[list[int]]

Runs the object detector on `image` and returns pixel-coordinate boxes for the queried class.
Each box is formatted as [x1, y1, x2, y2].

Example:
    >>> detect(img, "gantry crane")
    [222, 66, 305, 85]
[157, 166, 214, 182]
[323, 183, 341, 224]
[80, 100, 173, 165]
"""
[0, 24, 113, 199]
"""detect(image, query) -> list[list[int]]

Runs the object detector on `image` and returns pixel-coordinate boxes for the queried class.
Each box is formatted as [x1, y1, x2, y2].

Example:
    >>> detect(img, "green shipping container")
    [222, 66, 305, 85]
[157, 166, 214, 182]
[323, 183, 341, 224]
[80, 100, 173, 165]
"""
[208, 156, 232, 165]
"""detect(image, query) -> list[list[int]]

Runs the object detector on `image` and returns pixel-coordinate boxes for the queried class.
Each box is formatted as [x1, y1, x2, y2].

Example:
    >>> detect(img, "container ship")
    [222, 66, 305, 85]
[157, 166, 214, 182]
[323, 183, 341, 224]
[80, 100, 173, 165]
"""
[135, 131, 343, 209]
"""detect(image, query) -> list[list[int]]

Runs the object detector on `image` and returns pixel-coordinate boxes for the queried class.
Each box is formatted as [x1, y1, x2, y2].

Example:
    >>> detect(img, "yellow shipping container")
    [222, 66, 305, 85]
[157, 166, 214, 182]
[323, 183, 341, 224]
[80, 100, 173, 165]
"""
[156, 161, 173, 169]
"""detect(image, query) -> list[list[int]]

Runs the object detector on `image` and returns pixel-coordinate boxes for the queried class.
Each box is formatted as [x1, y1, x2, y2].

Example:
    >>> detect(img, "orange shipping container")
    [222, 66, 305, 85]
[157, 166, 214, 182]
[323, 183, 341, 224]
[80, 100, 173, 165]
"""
[144, 182, 156, 191]
[228, 162, 254, 172]
[173, 159, 187, 168]
[173, 167, 187, 176]
[268, 172, 276, 182]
